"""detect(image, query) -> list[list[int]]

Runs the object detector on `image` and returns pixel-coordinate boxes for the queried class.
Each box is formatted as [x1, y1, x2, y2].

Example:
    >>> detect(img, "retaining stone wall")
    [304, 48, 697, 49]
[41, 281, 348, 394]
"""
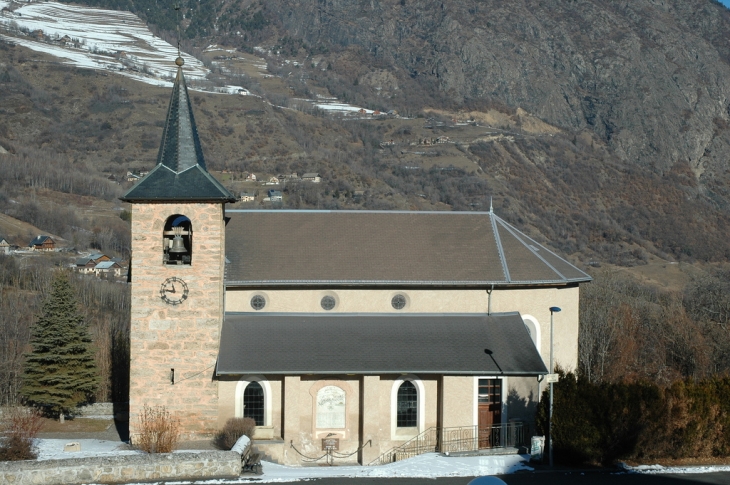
[74, 402, 115, 417]
[0, 450, 240, 485]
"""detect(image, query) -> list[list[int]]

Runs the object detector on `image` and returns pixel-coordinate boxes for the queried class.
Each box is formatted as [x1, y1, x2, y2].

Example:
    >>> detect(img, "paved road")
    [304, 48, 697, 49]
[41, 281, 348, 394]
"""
[300, 470, 730, 485]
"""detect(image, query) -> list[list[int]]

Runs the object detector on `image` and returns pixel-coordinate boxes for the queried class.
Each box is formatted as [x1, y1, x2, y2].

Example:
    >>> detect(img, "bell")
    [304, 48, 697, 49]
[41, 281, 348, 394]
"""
[169, 235, 187, 253]
[169, 226, 187, 254]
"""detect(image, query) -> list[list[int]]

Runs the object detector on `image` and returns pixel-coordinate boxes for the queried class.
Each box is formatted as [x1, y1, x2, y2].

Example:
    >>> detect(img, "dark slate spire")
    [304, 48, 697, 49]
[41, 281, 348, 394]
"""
[121, 57, 236, 202]
[157, 56, 206, 173]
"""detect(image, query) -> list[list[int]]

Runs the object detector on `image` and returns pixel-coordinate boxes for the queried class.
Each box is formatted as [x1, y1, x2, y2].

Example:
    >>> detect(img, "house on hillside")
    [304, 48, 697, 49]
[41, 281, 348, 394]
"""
[120, 55, 592, 467]
[29, 235, 55, 251]
[267, 189, 283, 201]
[240, 191, 255, 202]
[93, 260, 123, 278]
[302, 172, 321, 183]
[89, 253, 111, 264]
[0, 237, 10, 254]
[75, 257, 97, 274]
[245, 173, 257, 181]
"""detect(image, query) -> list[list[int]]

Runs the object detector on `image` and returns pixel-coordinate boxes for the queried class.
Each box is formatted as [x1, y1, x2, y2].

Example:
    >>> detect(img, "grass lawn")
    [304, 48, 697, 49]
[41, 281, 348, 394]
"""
[40, 417, 113, 433]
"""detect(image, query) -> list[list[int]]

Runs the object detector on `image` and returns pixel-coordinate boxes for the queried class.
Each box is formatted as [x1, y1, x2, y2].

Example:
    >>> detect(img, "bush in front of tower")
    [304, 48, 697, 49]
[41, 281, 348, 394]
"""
[214, 417, 256, 450]
[134, 405, 181, 453]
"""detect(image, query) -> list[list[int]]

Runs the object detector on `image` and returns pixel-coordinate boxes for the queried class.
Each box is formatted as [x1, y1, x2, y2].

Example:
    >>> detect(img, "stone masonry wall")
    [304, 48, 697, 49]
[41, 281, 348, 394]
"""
[129, 202, 226, 439]
[0, 451, 240, 485]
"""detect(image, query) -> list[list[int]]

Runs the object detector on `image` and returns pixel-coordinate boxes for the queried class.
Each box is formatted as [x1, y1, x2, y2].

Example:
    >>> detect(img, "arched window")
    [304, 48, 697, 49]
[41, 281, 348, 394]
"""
[396, 380, 418, 427]
[243, 381, 264, 426]
[235, 376, 271, 427]
[163, 214, 192, 265]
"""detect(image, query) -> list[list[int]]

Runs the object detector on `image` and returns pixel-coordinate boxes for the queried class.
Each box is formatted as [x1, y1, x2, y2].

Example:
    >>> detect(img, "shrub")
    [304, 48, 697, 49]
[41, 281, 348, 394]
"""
[135, 405, 180, 453]
[213, 417, 256, 450]
[537, 372, 730, 465]
[0, 407, 43, 461]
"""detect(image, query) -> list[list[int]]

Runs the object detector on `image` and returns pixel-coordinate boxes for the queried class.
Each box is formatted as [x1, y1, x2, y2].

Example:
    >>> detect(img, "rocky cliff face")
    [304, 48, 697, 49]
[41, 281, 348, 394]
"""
[270, 0, 730, 178]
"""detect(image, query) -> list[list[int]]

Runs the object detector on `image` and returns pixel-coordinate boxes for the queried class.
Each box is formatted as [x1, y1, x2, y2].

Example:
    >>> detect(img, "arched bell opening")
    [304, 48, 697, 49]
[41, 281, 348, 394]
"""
[163, 214, 192, 265]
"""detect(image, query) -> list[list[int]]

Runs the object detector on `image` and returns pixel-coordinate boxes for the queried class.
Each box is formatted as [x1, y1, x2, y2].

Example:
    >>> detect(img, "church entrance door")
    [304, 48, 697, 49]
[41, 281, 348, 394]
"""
[477, 378, 502, 449]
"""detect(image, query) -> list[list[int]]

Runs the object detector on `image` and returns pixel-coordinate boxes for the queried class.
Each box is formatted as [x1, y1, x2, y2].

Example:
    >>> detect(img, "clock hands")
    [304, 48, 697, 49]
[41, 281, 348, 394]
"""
[161, 278, 187, 304]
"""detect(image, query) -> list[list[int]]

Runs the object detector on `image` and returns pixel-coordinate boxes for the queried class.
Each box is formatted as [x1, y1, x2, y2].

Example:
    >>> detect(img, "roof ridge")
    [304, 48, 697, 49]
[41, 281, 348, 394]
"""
[490, 212, 511, 283]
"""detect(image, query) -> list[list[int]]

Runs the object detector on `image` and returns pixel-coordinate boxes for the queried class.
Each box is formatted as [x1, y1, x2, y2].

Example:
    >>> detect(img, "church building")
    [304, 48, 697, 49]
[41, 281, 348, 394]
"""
[121, 57, 591, 465]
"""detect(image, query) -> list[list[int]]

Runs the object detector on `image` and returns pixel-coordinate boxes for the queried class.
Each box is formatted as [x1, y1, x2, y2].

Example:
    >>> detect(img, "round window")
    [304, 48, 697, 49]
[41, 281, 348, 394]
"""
[250, 295, 266, 311]
[321, 295, 336, 311]
[391, 294, 407, 310]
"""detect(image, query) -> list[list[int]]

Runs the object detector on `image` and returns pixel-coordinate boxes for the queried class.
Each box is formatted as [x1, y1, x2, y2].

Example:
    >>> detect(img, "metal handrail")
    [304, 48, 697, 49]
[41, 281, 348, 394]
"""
[369, 422, 528, 466]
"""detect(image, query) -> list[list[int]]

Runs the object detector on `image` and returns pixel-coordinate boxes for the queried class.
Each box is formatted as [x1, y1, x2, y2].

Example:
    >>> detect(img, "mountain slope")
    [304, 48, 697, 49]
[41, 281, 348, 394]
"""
[3, 1, 730, 266]
[267, 0, 730, 174]
[65, 0, 730, 174]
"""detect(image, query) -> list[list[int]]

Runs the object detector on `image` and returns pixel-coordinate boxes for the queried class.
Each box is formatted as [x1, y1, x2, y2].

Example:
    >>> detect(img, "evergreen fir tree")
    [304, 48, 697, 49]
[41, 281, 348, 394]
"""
[21, 271, 98, 422]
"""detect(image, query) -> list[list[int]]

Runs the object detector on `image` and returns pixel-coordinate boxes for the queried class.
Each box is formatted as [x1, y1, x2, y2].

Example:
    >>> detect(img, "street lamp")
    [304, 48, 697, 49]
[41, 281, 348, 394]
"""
[548, 306, 561, 468]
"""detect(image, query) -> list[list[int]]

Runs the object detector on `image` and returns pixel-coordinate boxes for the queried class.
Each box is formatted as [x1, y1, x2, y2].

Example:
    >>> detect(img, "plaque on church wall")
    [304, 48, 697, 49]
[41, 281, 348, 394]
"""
[316, 386, 346, 429]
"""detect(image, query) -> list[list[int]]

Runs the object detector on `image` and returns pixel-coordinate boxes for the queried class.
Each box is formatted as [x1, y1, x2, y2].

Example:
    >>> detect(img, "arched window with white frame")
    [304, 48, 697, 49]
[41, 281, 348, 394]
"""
[390, 375, 425, 439]
[235, 376, 271, 427]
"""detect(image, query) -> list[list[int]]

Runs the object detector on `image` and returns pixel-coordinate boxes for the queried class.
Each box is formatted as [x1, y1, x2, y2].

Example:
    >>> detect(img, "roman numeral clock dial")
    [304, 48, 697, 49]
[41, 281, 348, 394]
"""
[160, 277, 189, 305]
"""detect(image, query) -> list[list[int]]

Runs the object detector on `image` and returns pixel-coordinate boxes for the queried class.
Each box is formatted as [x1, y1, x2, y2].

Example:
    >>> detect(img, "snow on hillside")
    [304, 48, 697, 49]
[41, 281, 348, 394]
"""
[0, 0, 384, 111]
[0, 0, 248, 93]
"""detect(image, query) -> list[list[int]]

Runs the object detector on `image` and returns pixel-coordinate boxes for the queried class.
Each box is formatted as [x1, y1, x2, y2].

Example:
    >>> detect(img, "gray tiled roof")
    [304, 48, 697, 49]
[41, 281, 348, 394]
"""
[29, 235, 52, 246]
[217, 312, 547, 375]
[95, 261, 120, 269]
[120, 61, 235, 203]
[224, 210, 591, 287]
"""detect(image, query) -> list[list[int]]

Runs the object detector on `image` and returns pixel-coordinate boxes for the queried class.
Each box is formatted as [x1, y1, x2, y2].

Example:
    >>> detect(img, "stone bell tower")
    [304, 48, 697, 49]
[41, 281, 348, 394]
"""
[120, 56, 236, 439]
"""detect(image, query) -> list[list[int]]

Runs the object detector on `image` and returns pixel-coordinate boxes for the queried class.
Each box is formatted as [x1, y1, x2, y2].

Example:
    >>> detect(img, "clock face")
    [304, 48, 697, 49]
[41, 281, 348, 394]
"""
[160, 277, 189, 305]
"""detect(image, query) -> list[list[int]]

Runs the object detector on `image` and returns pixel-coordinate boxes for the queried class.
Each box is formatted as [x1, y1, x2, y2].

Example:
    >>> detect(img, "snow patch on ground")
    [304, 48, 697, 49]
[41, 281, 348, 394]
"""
[619, 462, 730, 475]
[33, 439, 532, 483]
[32, 439, 730, 483]
[35, 439, 141, 461]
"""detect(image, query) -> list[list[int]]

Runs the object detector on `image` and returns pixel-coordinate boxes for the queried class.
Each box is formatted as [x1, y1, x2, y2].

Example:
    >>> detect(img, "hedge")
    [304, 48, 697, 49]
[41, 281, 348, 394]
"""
[536, 371, 730, 465]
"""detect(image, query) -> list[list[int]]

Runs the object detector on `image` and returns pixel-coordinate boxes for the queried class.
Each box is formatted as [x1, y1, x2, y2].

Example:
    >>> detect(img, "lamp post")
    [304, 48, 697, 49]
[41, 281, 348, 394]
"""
[548, 306, 561, 468]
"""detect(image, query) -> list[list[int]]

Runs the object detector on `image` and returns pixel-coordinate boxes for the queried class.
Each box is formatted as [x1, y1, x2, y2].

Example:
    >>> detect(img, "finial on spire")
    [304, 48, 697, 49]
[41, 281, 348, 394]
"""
[489, 197, 493, 214]
[174, 4, 182, 66]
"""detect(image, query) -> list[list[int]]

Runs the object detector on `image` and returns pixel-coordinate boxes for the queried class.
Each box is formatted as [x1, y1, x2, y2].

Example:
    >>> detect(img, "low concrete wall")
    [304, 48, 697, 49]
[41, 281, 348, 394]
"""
[0, 451, 241, 485]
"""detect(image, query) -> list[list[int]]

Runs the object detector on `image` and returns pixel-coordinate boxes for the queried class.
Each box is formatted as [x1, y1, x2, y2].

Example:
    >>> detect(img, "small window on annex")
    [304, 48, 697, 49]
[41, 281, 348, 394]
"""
[396, 380, 418, 427]
[243, 381, 265, 426]
[163, 215, 192, 265]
